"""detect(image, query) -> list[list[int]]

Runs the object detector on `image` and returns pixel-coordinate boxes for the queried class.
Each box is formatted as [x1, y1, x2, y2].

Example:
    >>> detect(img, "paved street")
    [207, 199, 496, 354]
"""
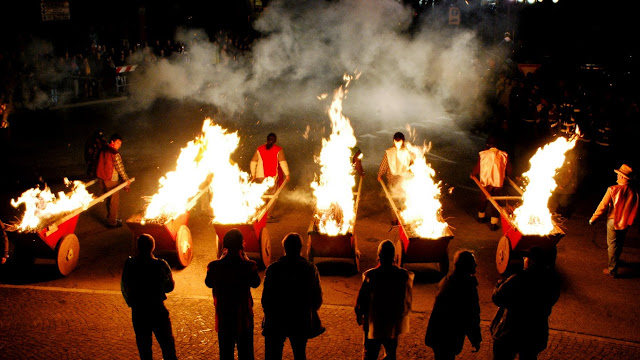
[1, 99, 640, 359]
[1, 285, 640, 360]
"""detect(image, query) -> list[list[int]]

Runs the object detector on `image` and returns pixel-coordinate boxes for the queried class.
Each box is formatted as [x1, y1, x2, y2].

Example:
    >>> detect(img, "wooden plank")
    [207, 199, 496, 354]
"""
[256, 178, 288, 221]
[49, 178, 136, 229]
[470, 175, 511, 221]
[507, 177, 524, 195]
[378, 179, 404, 227]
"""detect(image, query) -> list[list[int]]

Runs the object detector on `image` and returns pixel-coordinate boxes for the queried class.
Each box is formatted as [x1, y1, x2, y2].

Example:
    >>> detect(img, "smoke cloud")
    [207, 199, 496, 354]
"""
[127, 0, 493, 132]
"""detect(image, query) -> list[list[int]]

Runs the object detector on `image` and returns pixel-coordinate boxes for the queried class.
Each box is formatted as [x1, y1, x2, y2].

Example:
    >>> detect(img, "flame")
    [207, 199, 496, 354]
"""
[513, 135, 577, 235]
[398, 142, 449, 239]
[144, 119, 273, 224]
[208, 132, 275, 224]
[311, 79, 358, 236]
[10, 178, 94, 232]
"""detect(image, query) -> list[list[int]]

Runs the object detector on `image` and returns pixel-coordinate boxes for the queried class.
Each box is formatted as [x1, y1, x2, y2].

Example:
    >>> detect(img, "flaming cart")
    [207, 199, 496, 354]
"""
[125, 186, 206, 269]
[379, 179, 454, 274]
[211, 179, 288, 269]
[471, 176, 565, 275]
[8, 179, 133, 276]
[306, 176, 363, 272]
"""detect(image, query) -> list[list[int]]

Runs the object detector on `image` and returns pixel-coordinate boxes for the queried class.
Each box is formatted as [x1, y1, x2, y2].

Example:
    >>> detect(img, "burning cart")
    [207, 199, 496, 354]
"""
[125, 186, 207, 269]
[8, 179, 134, 275]
[471, 175, 564, 275]
[379, 179, 454, 275]
[211, 179, 288, 269]
[306, 176, 363, 272]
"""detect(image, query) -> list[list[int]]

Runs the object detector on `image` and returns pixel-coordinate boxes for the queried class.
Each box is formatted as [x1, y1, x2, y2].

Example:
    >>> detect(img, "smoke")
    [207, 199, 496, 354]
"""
[126, 0, 493, 131]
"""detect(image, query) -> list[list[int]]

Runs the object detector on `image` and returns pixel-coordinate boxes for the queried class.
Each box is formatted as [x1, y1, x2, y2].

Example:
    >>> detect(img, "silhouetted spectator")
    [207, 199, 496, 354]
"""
[205, 229, 261, 360]
[1, 219, 8, 264]
[121, 234, 178, 360]
[355, 240, 414, 360]
[425, 250, 481, 360]
[261, 233, 324, 360]
[491, 247, 560, 360]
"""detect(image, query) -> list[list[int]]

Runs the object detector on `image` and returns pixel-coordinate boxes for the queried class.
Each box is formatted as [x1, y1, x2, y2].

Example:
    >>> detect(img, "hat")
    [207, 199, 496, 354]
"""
[614, 164, 633, 179]
[223, 229, 244, 250]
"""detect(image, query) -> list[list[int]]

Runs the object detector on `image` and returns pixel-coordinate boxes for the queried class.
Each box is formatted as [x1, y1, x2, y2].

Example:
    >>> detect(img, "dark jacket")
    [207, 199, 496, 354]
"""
[205, 253, 260, 334]
[425, 272, 481, 354]
[121, 256, 174, 308]
[355, 264, 413, 339]
[261, 255, 322, 338]
[491, 268, 560, 353]
[96, 145, 118, 181]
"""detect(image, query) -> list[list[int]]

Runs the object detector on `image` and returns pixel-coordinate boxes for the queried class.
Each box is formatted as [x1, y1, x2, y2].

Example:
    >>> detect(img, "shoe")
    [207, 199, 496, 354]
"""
[602, 268, 617, 278]
[490, 223, 499, 231]
[477, 216, 488, 223]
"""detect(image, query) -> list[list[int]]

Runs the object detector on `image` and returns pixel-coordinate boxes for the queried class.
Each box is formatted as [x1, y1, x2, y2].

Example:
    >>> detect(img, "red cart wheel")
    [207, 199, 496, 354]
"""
[57, 234, 80, 276]
[213, 226, 223, 259]
[496, 235, 512, 275]
[394, 239, 403, 267]
[175, 225, 193, 268]
[260, 227, 271, 269]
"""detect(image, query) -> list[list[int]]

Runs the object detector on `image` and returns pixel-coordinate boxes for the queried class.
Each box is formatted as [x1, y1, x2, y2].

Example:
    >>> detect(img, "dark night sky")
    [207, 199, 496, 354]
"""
[0, 0, 633, 65]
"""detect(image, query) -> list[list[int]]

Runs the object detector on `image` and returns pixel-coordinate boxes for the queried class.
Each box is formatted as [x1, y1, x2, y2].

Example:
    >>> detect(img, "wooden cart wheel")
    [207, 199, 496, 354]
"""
[394, 239, 403, 267]
[496, 235, 512, 275]
[260, 227, 271, 269]
[56, 234, 80, 276]
[175, 225, 193, 268]
[214, 226, 223, 259]
[352, 235, 360, 273]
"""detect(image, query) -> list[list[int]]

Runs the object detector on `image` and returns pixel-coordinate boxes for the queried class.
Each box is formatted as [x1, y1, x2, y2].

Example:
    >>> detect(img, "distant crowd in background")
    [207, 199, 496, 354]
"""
[0, 30, 252, 125]
[481, 34, 640, 197]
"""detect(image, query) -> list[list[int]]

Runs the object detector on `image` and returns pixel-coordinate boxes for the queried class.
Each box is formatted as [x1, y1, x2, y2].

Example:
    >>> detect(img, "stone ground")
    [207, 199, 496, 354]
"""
[1, 285, 640, 360]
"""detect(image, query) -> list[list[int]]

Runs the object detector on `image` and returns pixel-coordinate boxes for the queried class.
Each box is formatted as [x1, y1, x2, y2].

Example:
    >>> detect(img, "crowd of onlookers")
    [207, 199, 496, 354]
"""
[0, 31, 253, 124]
[482, 43, 640, 194]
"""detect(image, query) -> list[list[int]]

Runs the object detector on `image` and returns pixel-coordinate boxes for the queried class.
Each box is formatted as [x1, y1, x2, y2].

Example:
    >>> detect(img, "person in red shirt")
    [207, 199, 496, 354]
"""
[250, 133, 290, 186]
[589, 164, 639, 278]
[250, 133, 289, 222]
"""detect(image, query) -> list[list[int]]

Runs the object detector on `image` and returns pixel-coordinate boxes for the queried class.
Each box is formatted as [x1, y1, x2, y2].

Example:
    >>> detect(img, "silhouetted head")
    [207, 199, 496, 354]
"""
[223, 229, 244, 251]
[266, 133, 277, 150]
[522, 246, 546, 270]
[453, 250, 476, 275]
[137, 234, 155, 256]
[282, 233, 303, 256]
[377, 240, 396, 266]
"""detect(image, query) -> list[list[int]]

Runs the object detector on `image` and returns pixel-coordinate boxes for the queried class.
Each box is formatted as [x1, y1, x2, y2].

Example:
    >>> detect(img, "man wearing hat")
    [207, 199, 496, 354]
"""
[205, 229, 261, 360]
[589, 164, 639, 278]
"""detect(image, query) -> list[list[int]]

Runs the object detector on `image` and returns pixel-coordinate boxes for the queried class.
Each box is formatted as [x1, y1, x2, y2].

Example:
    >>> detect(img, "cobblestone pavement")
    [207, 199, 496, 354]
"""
[1, 286, 639, 360]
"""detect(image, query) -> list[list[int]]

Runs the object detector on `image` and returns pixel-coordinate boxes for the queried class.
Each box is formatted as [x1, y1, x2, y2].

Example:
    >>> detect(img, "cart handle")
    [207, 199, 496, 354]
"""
[46, 178, 136, 232]
[470, 175, 512, 222]
[353, 175, 364, 219]
[507, 177, 524, 195]
[378, 178, 404, 227]
[256, 178, 289, 221]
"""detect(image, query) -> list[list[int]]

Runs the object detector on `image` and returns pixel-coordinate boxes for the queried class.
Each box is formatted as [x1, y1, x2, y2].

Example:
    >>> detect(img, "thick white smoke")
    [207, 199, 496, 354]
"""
[127, 0, 491, 129]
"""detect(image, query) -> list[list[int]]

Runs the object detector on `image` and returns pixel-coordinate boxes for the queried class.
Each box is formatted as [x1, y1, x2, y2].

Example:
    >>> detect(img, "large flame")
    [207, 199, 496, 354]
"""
[513, 135, 577, 235]
[144, 119, 222, 221]
[144, 119, 273, 224]
[10, 178, 94, 232]
[311, 78, 358, 236]
[399, 142, 449, 239]
[208, 130, 274, 224]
